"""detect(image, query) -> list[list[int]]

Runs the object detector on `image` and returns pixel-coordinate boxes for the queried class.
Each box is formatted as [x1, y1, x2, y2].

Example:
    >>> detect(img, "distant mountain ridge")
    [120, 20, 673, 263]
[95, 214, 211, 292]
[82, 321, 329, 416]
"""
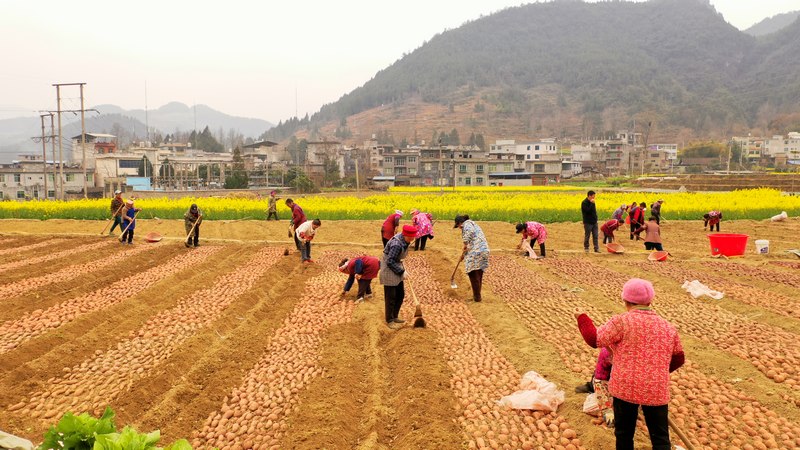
[745, 10, 800, 37]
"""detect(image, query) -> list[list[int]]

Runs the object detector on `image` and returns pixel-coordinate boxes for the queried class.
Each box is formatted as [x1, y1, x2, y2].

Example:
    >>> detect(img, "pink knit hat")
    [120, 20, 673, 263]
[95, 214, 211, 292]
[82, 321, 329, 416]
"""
[621, 278, 655, 305]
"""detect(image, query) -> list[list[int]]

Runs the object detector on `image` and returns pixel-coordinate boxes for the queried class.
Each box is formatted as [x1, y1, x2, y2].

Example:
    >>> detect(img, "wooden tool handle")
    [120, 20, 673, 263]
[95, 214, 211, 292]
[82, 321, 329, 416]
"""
[450, 254, 463, 280]
[668, 416, 696, 450]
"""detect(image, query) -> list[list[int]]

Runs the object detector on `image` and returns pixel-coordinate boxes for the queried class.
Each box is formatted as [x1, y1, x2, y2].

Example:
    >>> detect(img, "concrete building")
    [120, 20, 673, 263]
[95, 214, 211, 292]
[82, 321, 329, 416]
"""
[0, 156, 93, 200]
[382, 149, 421, 186]
[732, 136, 765, 164]
[765, 133, 800, 165]
[70, 133, 117, 168]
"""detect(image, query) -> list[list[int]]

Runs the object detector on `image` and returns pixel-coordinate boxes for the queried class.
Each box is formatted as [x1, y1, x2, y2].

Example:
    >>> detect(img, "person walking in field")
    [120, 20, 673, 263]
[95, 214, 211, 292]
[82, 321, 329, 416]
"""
[651, 199, 664, 224]
[704, 210, 722, 232]
[339, 255, 380, 302]
[455, 215, 490, 302]
[581, 190, 599, 253]
[574, 278, 685, 450]
[286, 198, 307, 251]
[109, 190, 125, 235]
[411, 209, 434, 251]
[119, 200, 141, 245]
[380, 225, 417, 327]
[184, 203, 203, 247]
[611, 204, 628, 223]
[267, 190, 279, 221]
[601, 219, 624, 244]
[295, 218, 321, 263]
[638, 216, 663, 252]
[515, 221, 547, 259]
[381, 210, 403, 247]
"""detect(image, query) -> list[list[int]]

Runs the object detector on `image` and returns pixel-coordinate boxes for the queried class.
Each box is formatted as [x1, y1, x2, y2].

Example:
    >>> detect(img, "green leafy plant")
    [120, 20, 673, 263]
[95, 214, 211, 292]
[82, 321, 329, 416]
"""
[39, 406, 116, 450]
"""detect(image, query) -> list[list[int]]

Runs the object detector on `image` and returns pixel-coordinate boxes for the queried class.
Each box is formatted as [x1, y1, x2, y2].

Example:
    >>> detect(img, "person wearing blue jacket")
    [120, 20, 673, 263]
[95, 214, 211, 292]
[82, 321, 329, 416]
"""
[119, 200, 141, 244]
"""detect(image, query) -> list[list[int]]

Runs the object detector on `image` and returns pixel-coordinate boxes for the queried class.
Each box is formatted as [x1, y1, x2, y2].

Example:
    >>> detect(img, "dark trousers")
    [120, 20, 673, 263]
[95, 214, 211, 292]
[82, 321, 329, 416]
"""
[110, 216, 122, 233]
[384, 282, 405, 322]
[121, 229, 134, 243]
[630, 223, 637, 239]
[532, 240, 546, 257]
[382, 235, 389, 247]
[645, 242, 663, 251]
[267, 211, 278, 220]
[293, 232, 303, 251]
[467, 269, 484, 302]
[653, 213, 661, 225]
[704, 219, 720, 232]
[583, 223, 599, 251]
[189, 225, 200, 246]
[414, 235, 428, 251]
[613, 397, 670, 450]
[300, 241, 311, 261]
[357, 279, 373, 298]
[603, 232, 614, 244]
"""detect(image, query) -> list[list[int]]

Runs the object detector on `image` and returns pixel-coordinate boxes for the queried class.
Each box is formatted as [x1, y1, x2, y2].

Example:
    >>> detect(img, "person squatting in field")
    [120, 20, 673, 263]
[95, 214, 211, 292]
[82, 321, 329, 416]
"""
[119, 200, 141, 244]
[286, 198, 307, 252]
[295, 218, 321, 263]
[184, 204, 203, 247]
[411, 209, 434, 251]
[515, 221, 547, 259]
[574, 278, 685, 450]
[109, 190, 125, 235]
[455, 215, 489, 302]
[381, 210, 403, 247]
[339, 255, 380, 302]
[380, 225, 417, 327]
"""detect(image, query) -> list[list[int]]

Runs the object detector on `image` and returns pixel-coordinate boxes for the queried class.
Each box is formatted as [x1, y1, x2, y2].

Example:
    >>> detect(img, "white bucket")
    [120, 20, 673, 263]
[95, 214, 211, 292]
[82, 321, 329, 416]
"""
[755, 239, 769, 254]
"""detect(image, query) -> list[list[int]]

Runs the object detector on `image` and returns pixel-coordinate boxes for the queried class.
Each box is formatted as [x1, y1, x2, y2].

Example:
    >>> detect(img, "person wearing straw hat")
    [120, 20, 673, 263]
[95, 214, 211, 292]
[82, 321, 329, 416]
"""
[184, 204, 203, 247]
[267, 190, 279, 221]
[455, 215, 489, 302]
[573, 278, 685, 450]
[339, 255, 380, 302]
[380, 224, 417, 327]
[119, 200, 141, 245]
[108, 190, 125, 236]
[381, 210, 403, 247]
[515, 221, 547, 259]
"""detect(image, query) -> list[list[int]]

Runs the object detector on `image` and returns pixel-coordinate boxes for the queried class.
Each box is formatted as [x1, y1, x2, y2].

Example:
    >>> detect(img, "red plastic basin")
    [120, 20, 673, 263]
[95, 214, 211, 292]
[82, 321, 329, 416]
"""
[708, 233, 749, 257]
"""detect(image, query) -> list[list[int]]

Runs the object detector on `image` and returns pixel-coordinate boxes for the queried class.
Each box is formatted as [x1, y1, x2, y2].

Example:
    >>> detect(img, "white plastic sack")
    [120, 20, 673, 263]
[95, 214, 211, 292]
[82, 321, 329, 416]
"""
[770, 211, 788, 222]
[497, 371, 564, 412]
[0, 430, 34, 450]
[582, 392, 600, 416]
[681, 280, 724, 300]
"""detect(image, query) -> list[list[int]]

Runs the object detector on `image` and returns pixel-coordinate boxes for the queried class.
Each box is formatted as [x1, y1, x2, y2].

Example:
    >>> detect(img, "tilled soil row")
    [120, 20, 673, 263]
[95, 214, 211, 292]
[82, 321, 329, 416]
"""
[0, 246, 221, 353]
[0, 241, 157, 301]
[703, 260, 800, 291]
[193, 252, 357, 450]
[0, 239, 111, 274]
[9, 247, 284, 423]
[541, 258, 800, 390]
[0, 238, 64, 257]
[405, 256, 584, 450]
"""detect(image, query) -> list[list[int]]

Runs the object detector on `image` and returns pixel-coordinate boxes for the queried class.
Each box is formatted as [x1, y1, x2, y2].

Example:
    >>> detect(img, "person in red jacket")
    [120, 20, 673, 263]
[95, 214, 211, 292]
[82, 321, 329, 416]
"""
[381, 210, 403, 247]
[339, 255, 380, 302]
[285, 198, 307, 251]
[601, 219, 624, 244]
[574, 278, 684, 450]
[629, 202, 646, 240]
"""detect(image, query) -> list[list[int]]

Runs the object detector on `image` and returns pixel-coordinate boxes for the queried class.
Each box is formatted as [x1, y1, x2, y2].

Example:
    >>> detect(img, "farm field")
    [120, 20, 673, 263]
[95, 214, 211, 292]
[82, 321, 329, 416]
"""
[1, 217, 799, 449]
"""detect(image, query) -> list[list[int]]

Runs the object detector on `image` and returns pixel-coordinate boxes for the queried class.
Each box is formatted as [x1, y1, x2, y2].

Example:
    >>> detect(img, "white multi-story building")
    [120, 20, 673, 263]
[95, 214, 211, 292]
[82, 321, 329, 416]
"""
[0, 156, 93, 200]
[765, 133, 800, 163]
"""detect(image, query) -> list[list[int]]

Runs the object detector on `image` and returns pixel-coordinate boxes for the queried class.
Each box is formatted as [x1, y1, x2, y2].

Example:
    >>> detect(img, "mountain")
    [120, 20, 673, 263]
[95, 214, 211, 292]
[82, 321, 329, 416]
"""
[0, 103, 274, 163]
[268, 0, 800, 146]
[745, 11, 800, 37]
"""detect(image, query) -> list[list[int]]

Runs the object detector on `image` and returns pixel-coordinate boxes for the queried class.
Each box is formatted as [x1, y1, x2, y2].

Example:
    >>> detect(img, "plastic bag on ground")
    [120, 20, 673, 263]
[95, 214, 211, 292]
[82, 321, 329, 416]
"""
[0, 430, 34, 450]
[582, 392, 600, 416]
[681, 280, 724, 300]
[497, 371, 564, 412]
[771, 211, 788, 222]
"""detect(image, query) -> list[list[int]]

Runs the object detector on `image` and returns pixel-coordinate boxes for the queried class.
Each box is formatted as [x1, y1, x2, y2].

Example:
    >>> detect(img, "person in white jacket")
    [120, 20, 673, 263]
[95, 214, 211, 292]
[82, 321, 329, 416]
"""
[295, 219, 321, 263]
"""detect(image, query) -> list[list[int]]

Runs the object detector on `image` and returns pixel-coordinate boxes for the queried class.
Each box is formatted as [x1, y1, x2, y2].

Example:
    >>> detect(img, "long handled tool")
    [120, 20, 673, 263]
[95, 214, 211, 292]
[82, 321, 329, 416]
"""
[406, 276, 426, 328]
[668, 416, 696, 450]
[118, 210, 140, 242]
[184, 215, 202, 248]
[450, 254, 464, 289]
[100, 203, 125, 235]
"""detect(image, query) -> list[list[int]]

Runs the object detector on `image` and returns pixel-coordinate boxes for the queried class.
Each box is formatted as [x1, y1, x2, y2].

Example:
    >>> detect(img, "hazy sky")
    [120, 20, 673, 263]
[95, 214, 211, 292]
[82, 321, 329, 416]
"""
[1, 0, 797, 124]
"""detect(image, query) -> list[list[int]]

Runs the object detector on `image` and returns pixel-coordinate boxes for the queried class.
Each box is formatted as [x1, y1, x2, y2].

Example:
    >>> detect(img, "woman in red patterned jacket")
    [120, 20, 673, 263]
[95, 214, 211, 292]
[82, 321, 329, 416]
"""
[574, 278, 684, 450]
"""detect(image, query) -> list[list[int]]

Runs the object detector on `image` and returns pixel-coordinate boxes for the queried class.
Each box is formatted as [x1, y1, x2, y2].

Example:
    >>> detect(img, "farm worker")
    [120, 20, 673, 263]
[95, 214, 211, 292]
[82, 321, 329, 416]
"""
[267, 190, 279, 221]
[611, 204, 628, 222]
[295, 218, 321, 263]
[381, 210, 403, 247]
[285, 198, 307, 251]
[184, 204, 203, 247]
[380, 224, 417, 326]
[411, 209, 434, 251]
[581, 190, 599, 253]
[651, 199, 664, 224]
[339, 255, 380, 302]
[601, 219, 624, 244]
[119, 200, 141, 245]
[515, 221, 547, 259]
[628, 202, 646, 240]
[575, 347, 615, 427]
[638, 216, 663, 252]
[109, 190, 125, 235]
[455, 215, 490, 302]
[704, 210, 722, 232]
[574, 278, 685, 450]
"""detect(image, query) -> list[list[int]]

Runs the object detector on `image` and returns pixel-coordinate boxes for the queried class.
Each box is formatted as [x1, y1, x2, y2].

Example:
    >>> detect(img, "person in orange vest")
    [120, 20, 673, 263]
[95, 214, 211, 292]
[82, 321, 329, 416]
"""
[339, 255, 380, 302]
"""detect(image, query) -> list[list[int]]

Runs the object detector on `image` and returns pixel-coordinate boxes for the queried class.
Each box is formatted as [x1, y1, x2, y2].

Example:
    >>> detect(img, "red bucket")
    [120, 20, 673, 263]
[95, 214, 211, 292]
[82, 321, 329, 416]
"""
[708, 234, 749, 257]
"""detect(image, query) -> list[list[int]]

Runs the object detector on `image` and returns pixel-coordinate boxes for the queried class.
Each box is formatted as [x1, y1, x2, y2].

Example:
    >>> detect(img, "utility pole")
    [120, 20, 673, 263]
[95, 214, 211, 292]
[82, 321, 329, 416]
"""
[355, 149, 360, 192]
[50, 114, 56, 198]
[39, 115, 48, 199]
[53, 82, 88, 200]
[80, 83, 87, 198]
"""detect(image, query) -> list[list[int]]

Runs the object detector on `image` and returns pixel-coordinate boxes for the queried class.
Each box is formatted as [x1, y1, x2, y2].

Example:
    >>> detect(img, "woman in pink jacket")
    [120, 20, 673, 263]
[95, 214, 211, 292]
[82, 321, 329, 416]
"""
[574, 278, 684, 450]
